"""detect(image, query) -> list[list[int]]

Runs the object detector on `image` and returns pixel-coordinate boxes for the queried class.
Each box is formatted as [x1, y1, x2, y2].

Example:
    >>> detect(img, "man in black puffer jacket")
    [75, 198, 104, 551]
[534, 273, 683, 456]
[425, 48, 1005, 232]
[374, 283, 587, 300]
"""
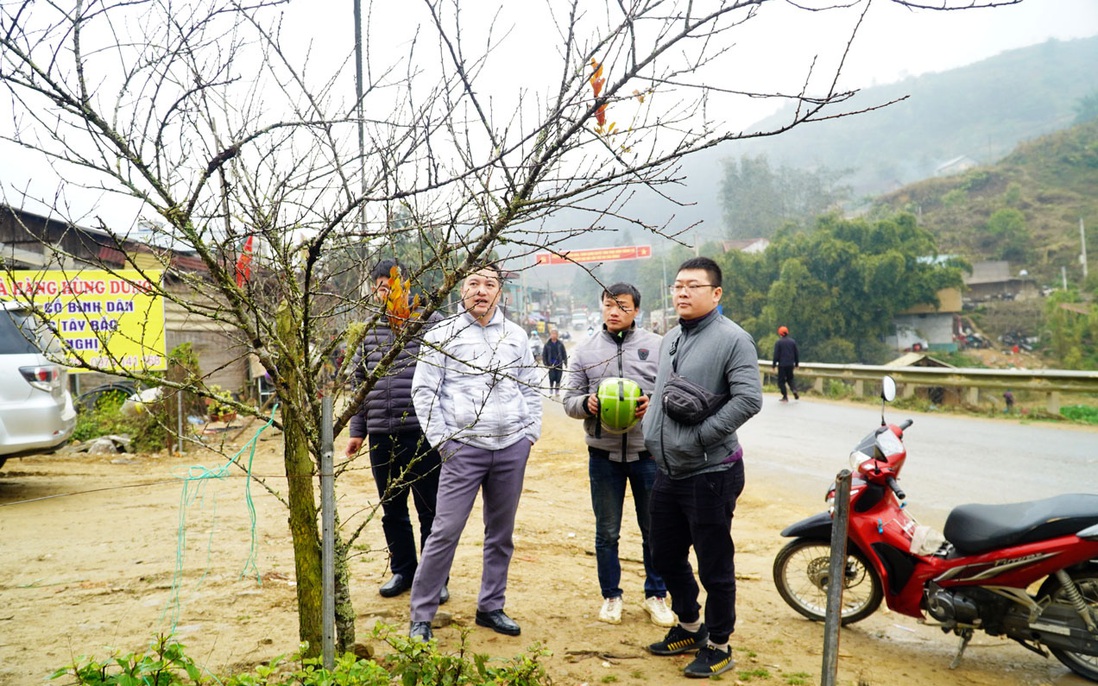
[346, 259, 447, 604]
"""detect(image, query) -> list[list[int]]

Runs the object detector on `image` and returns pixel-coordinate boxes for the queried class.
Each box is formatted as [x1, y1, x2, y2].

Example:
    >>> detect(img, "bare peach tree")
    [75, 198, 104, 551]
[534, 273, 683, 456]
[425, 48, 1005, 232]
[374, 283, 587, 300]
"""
[0, 0, 1016, 657]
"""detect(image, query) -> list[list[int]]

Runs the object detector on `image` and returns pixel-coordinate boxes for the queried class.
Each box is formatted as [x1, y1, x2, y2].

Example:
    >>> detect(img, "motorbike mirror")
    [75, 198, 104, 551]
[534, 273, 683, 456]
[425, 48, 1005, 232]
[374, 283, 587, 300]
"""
[880, 376, 896, 426]
[881, 376, 897, 403]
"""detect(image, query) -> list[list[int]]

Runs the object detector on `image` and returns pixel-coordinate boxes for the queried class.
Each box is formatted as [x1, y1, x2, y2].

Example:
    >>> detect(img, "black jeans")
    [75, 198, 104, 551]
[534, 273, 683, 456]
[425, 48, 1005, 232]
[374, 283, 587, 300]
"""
[547, 366, 564, 391]
[649, 460, 745, 644]
[368, 430, 442, 578]
[777, 366, 797, 398]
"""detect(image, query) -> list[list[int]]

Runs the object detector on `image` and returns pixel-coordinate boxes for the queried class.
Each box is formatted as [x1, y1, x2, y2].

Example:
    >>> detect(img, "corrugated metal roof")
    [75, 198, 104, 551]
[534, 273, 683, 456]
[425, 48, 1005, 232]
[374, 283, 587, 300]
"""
[885, 352, 955, 368]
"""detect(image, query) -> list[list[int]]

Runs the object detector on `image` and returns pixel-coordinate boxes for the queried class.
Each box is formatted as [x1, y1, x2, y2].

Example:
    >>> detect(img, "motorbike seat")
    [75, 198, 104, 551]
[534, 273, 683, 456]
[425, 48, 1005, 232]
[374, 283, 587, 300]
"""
[944, 493, 1098, 556]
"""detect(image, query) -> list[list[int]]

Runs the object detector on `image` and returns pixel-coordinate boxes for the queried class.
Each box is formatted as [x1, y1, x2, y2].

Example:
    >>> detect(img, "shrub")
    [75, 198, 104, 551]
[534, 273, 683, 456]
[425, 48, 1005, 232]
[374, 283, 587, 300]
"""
[373, 624, 551, 686]
[822, 378, 854, 399]
[72, 388, 133, 442]
[50, 635, 206, 685]
[164, 343, 206, 419]
[72, 387, 170, 452]
[204, 384, 236, 420]
[72, 343, 208, 453]
[52, 627, 554, 686]
[1061, 404, 1098, 425]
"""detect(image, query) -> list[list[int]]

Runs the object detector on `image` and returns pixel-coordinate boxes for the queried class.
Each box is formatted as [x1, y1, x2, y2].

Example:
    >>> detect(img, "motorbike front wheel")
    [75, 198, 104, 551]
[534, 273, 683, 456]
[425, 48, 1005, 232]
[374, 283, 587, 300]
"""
[1037, 567, 1098, 682]
[773, 538, 883, 625]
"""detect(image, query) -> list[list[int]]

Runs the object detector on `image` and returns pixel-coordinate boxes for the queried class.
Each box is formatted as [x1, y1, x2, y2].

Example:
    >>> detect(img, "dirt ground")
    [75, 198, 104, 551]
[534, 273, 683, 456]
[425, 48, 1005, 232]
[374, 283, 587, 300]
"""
[0, 396, 1090, 686]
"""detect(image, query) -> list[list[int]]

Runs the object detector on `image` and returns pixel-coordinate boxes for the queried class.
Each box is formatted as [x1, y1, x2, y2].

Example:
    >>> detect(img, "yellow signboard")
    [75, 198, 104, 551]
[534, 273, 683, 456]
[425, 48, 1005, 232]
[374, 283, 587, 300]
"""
[0, 270, 167, 373]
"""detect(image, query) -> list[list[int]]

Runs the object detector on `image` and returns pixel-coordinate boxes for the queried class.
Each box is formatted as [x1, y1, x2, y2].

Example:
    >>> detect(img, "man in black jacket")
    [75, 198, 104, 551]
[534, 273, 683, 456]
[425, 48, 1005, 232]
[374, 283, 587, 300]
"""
[346, 259, 447, 603]
[643, 257, 763, 678]
[772, 325, 800, 402]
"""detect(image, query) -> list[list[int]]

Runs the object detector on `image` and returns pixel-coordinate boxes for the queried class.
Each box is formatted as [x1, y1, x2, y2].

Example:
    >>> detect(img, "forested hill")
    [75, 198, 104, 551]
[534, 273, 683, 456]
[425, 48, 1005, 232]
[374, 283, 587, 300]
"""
[871, 118, 1098, 286]
[729, 36, 1098, 198]
[639, 35, 1098, 243]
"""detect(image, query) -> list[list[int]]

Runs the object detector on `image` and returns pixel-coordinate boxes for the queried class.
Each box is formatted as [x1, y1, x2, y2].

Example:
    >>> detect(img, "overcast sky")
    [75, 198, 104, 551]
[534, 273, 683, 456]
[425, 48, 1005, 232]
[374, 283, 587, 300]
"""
[778, 0, 1098, 88]
[2, 0, 1096, 230]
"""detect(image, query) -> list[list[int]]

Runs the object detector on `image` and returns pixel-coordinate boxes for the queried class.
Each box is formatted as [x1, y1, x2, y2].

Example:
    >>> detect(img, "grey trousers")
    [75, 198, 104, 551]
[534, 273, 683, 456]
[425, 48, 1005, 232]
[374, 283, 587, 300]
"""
[409, 438, 531, 622]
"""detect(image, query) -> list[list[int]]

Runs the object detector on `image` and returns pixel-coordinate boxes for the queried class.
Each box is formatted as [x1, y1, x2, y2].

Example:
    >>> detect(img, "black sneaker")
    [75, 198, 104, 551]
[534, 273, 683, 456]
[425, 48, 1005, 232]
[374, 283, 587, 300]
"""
[684, 645, 735, 678]
[648, 624, 708, 655]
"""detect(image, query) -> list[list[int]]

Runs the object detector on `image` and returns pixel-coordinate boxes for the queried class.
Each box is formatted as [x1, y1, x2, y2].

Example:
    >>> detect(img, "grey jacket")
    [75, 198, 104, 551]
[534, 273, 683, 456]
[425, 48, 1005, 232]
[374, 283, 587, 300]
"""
[563, 325, 661, 461]
[412, 308, 542, 450]
[643, 310, 763, 478]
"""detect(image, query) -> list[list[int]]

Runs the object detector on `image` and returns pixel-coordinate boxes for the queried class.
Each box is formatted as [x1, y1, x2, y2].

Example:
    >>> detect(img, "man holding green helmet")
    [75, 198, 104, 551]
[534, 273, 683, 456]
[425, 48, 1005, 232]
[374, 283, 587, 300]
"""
[563, 282, 675, 628]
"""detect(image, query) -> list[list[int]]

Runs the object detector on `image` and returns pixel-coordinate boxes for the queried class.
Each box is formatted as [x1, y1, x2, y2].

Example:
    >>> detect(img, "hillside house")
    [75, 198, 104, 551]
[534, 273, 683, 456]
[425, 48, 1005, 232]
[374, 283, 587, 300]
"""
[720, 238, 770, 254]
[884, 287, 963, 353]
[963, 260, 1039, 302]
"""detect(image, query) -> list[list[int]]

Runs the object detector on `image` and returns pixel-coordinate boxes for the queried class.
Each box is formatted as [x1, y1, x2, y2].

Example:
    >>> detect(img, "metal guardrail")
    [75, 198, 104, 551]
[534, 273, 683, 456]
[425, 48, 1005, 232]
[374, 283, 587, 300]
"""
[757, 361, 1098, 413]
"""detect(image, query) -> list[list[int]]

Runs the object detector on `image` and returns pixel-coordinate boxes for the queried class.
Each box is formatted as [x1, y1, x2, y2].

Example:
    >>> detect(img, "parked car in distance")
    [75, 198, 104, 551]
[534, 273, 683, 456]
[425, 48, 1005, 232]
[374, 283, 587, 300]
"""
[0, 302, 77, 469]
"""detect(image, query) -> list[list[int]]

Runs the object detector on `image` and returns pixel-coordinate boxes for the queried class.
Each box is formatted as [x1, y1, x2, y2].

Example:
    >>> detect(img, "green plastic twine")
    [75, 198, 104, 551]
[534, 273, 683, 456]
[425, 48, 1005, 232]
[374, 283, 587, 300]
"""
[164, 404, 279, 633]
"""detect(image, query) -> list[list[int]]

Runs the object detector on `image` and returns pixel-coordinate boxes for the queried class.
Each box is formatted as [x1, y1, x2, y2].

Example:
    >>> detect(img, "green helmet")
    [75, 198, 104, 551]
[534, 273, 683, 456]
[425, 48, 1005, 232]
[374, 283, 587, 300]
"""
[597, 377, 642, 434]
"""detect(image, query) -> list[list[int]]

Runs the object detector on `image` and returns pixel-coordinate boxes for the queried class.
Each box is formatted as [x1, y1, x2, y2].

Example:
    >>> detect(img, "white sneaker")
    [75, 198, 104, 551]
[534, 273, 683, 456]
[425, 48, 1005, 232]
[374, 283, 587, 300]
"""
[598, 596, 623, 624]
[643, 595, 676, 627]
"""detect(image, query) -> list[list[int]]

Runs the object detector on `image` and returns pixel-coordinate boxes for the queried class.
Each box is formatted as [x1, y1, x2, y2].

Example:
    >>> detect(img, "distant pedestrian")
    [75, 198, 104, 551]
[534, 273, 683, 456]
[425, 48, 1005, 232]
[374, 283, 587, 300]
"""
[1003, 390, 1015, 413]
[542, 329, 568, 397]
[772, 326, 799, 402]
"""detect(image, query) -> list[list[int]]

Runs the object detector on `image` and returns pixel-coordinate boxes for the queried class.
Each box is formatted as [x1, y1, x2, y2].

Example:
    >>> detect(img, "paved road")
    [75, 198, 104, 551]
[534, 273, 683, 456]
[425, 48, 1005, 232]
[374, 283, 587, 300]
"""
[738, 394, 1098, 528]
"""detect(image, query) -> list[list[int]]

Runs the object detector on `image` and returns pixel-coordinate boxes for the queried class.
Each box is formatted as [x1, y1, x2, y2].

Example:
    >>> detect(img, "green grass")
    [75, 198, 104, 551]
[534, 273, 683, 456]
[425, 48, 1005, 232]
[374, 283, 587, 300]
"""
[738, 667, 771, 681]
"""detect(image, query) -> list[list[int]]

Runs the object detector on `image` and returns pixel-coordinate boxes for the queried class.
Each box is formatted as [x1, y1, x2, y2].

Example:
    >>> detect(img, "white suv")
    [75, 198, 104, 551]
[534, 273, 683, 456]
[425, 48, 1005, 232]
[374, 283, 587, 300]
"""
[0, 302, 76, 469]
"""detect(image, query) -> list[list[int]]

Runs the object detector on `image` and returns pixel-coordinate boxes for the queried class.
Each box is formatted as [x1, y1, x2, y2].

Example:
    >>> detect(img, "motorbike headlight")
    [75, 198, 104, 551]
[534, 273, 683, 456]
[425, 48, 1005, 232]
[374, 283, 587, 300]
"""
[849, 449, 874, 471]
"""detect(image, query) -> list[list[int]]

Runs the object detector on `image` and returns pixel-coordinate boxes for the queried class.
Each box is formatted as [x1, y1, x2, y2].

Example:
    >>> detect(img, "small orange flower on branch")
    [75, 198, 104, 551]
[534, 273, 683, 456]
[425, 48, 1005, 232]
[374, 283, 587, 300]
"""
[385, 265, 420, 330]
[588, 58, 616, 135]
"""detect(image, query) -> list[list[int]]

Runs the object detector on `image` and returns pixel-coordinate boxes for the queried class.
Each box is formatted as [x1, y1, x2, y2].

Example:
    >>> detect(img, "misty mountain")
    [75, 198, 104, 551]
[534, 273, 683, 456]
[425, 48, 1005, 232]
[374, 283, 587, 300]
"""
[611, 35, 1098, 247]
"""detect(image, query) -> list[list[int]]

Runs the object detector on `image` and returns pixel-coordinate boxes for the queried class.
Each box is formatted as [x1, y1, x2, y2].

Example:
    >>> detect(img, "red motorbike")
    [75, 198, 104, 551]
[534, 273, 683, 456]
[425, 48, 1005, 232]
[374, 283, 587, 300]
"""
[772, 377, 1098, 681]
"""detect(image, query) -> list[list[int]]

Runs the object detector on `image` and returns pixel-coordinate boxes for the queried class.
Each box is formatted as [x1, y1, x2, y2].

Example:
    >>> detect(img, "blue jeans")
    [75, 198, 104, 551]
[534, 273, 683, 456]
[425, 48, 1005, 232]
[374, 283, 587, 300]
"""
[588, 450, 667, 600]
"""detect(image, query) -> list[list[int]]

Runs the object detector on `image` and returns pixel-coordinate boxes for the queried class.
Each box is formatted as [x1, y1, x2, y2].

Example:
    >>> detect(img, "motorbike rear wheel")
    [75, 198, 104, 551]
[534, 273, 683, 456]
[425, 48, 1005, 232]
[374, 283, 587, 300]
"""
[773, 538, 883, 625]
[1037, 568, 1098, 682]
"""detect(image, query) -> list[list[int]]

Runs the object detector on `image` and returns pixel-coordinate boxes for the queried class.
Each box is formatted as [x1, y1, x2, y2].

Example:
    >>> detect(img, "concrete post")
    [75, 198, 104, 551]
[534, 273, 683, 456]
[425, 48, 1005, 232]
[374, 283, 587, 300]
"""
[821, 469, 852, 686]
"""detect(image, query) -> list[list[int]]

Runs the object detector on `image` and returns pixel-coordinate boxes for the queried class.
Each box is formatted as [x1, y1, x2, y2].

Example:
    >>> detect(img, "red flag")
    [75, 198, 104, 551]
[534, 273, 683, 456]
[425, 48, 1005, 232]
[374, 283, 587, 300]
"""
[235, 235, 254, 287]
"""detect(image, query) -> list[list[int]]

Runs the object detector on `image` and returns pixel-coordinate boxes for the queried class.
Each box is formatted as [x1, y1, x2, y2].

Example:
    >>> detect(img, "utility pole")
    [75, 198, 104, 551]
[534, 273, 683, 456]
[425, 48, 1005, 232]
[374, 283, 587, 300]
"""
[353, 0, 370, 302]
[661, 253, 669, 331]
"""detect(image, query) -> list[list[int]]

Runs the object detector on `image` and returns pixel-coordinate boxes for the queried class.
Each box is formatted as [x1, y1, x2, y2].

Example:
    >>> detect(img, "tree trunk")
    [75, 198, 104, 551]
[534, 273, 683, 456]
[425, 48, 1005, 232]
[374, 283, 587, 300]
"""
[277, 302, 323, 657]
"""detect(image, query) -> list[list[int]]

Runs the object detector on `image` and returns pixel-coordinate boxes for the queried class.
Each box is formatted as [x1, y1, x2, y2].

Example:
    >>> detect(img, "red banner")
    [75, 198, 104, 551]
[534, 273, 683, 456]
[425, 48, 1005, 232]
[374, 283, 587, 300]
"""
[535, 245, 652, 265]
